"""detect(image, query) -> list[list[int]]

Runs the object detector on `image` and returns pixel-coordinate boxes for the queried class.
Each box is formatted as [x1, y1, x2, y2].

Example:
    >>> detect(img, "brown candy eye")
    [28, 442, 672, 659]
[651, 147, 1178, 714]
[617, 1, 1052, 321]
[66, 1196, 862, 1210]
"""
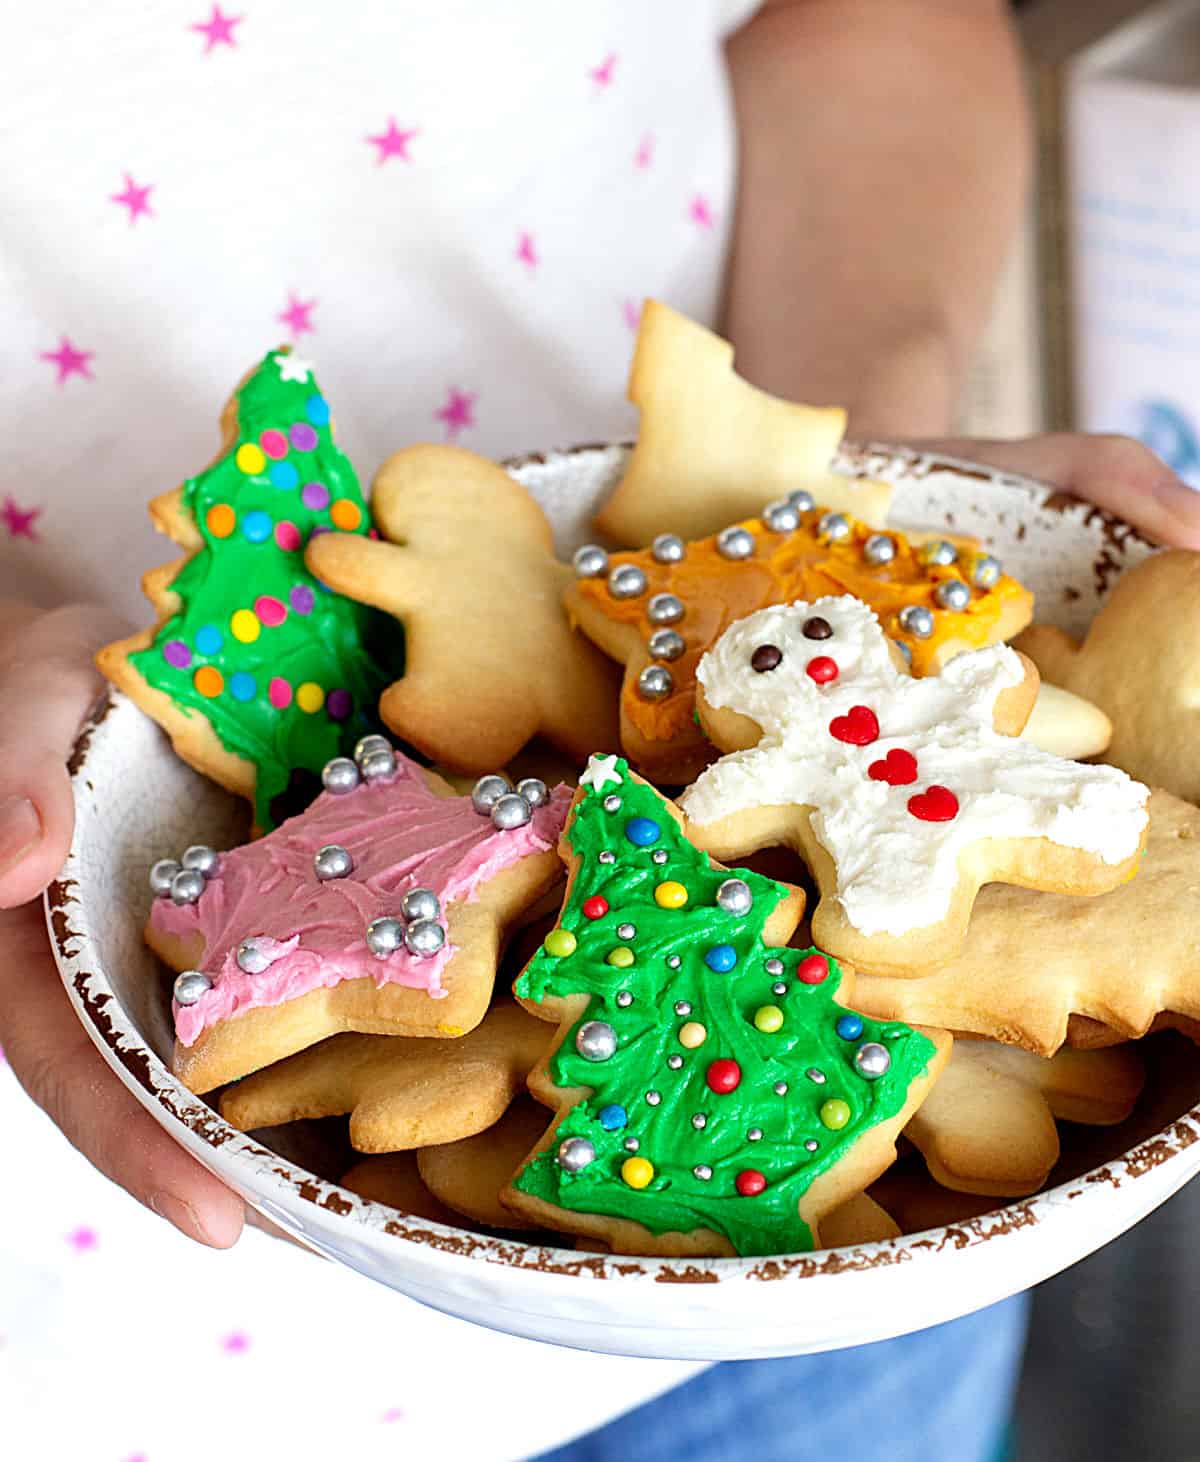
[751, 644, 783, 673]
[802, 616, 833, 640]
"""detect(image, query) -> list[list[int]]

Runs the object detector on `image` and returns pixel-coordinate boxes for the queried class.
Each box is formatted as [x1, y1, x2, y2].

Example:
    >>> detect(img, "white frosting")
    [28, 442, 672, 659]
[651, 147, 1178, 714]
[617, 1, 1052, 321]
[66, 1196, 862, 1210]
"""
[680, 596, 1149, 938]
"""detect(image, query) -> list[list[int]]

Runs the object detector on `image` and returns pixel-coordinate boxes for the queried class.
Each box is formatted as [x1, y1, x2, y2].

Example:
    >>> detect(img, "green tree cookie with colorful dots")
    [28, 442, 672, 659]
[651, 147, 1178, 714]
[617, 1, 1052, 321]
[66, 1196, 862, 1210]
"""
[506, 754, 947, 1257]
[100, 348, 402, 830]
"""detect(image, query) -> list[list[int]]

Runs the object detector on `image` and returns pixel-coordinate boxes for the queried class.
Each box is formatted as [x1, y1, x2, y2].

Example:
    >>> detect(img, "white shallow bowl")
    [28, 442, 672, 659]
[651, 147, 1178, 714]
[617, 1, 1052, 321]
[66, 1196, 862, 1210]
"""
[47, 443, 1198, 1361]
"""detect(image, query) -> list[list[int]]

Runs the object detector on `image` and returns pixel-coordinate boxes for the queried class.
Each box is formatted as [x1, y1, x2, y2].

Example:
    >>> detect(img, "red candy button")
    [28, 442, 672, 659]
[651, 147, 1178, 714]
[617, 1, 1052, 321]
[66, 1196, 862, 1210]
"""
[868, 748, 918, 786]
[736, 1169, 767, 1197]
[796, 953, 829, 985]
[805, 656, 838, 685]
[582, 896, 609, 920]
[829, 705, 879, 746]
[908, 785, 960, 822]
[706, 1058, 742, 1094]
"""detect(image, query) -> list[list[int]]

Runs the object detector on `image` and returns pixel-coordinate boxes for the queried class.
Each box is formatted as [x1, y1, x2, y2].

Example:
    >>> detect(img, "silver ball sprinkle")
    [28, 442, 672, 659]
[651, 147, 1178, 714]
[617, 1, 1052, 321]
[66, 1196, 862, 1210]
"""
[236, 938, 271, 975]
[557, 1136, 597, 1172]
[693, 1164, 713, 1181]
[774, 1081, 789, 1096]
[715, 878, 753, 916]
[645, 1089, 662, 1106]
[365, 916, 405, 958]
[491, 792, 532, 830]
[314, 844, 354, 881]
[471, 773, 512, 814]
[360, 748, 397, 782]
[322, 757, 360, 794]
[598, 850, 616, 865]
[764, 957, 784, 977]
[624, 1137, 640, 1152]
[692, 1113, 708, 1130]
[354, 734, 391, 763]
[772, 982, 788, 997]
[516, 777, 549, 809]
[603, 794, 622, 813]
[863, 533, 896, 566]
[173, 970, 212, 1006]
[920, 539, 958, 567]
[401, 886, 440, 923]
[149, 858, 181, 897]
[854, 1041, 892, 1079]
[169, 868, 206, 906]
[608, 563, 648, 600]
[934, 578, 971, 612]
[573, 544, 609, 578]
[762, 500, 801, 534]
[787, 489, 815, 513]
[666, 954, 681, 969]
[973, 554, 1003, 589]
[646, 592, 685, 626]
[806, 1067, 827, 1085]
[716, 526, 755, 561]
[637, 665, 674, 701]
[674, 1000, 692, 1016]
[647, 628, 685, 662]
[576, 1020, 618, 1062]
[898, 604, 935, 640]
[748, 1127, 763, 1142]
[651, 533, 686, 564]
[182, 844, 220, 878]
[805, 1139, 819, 1152]
[616, 991, 633, 1008]
[817, 512, 851, 544]
[617, 922, 636, 940]
[405, 919, 446, 958]
[667, 1054, 684, 1070]
[652, 849, 669, 865]
[891, 638, 913, 666]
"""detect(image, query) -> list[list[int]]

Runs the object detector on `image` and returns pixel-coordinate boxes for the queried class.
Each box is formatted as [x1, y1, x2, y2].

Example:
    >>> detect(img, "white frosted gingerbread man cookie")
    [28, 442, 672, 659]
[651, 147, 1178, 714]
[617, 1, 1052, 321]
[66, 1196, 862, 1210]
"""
[680, 596, 1150, 977]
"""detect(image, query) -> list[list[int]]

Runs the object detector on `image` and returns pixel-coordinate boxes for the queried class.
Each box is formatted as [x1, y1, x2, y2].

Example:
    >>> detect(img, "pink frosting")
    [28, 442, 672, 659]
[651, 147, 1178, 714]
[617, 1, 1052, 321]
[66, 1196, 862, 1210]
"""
[150, 755, 571, 1046]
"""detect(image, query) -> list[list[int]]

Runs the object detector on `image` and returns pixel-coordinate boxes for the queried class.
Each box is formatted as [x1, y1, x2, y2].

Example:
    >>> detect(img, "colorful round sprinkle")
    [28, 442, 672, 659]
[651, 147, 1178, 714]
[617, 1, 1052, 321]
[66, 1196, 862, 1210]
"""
[836, 1013, 864, 1041]
[290, 583, 315, 614]
[229, 671, 256, 702]
[290, 422, 319, 452]
[706, 1058, 742, 1094]
[259, 429, 289, 459]
[163, 640, 191, 669]
[269, 461, 300, 491]
[704, 944, 737, 973]
[543, 929, 577, 958]
[326, 688, 352, 721]
[806, 656, 839, 684]
[230, 609, 261, 643]
[296, 681, 325, 713]
[268, 677, 293, 709]
[193, 666, 223, 697]
[607, 946, 635, 968]
[243, 510, 273, 544]
[754, 1005, 784, 1034]
[306, 395, 330, 426]
[821, 1099, 851, 1130]
[235, 443, 267, 475]
[254, 595, 287, 628]
[598, 1104, 628, 1131]
[796, 954, 829, 985]
[330, 499, 362, 531]
[302, 481, 330, 511]
[622, 1156, 654, 1190]
[624, 817, 661, 847]
[678, 1021, 707, 1049]
[583, 895, 609, 920]
[206, 503, 235, 538]
[275, 520, 302, 551]
[654, 881, 688, 909]
[195, 624, 223, 655]
[735, 1169, 767, 1197]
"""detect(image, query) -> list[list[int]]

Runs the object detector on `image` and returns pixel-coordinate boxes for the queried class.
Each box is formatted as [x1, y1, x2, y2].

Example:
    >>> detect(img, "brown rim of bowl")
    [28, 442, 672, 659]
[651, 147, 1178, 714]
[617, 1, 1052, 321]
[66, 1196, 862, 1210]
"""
[46, 442, 1182, 1285]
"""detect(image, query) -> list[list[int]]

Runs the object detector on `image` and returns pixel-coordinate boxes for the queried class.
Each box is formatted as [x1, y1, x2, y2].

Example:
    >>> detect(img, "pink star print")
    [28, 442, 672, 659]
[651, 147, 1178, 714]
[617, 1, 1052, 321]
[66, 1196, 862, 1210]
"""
[277, 293, 317, 338]
[67, 1226, 98, 1252]
[689, 194, 715, 230]
[516, 233, 538, 271]
[634, 133, 654, 170]
[40, 337, 94, 385]
[366, 118, 418, 166]
[111, 173, 154, 224]
[435, 388, 476, 440]
[222, 1331, 250, 1353]
[623, 299, 643, 333]
[190, 4, 242, 53]
[589, 53, 617, 88]
[2, 497, 41, 541]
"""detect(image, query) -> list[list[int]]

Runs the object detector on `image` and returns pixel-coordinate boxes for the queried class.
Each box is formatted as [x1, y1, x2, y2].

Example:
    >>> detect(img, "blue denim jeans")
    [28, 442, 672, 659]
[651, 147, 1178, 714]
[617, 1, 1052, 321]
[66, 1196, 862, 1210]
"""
[535, 1293, 1029, 1462]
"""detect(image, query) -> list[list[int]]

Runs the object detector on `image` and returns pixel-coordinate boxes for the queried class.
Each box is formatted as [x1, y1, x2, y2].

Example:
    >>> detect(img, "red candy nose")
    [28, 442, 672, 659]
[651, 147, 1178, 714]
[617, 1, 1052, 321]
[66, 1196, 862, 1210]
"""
[868, 748, 918, 786]
[829, 705, 879, 746]
[908, 785, 960, 822]
[805, 656, 839, 684]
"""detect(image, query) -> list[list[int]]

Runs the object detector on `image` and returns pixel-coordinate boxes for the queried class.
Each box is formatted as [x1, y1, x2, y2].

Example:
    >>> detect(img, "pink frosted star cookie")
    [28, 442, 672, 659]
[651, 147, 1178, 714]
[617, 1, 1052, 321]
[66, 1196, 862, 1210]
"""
[680, 596, 1150, 977]
[146, 738, 571, 1092]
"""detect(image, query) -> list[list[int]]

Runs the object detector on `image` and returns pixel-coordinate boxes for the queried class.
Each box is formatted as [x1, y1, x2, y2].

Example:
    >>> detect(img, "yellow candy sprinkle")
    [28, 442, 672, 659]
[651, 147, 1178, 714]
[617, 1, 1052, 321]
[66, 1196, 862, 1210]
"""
[678, 1021, 707, 1049]
[330, 498, 363, 531]
[606, 946, 635, 968]
[654, 880, 688, 909]
[230, 608, 261, 643]
[296, 681, 325, 713]
[820, 1098, 851, 1130]
[754, 1004, 784, 1034]
[193, 665, 224, 698]
[543, 929, 577, 958]
[621, 1156, 654, 1190]
[206, 503, 235, 538]
[235, 443, 267, 476]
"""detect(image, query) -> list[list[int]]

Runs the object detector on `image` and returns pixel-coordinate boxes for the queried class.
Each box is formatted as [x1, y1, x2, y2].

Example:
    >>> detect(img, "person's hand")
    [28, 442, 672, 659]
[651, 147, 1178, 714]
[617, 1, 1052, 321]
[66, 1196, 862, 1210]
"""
[0, 601, 245, 1248]
[915, 433, 1200, 551]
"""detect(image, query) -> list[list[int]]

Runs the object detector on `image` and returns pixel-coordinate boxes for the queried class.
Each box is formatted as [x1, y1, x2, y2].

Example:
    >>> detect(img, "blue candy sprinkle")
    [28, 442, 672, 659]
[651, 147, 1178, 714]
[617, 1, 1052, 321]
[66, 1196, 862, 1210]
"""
[836, 1013, 864, 1041]
[625, 816, 661, 847]
[704, 944, 737, 973]
[269, 461, 300, 491]
[306, 394, 331, 427]
[243, 510, 273, 544]
[598, 1104, 628, 1131]
[195, 623, 223, 656]
[229, 671, 257, 702]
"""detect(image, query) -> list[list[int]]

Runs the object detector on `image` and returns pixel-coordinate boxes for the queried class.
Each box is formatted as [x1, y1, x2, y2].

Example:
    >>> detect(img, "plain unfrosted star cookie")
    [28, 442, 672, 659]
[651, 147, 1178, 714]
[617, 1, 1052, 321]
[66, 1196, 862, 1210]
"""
[146, 740, 571, 1093]
[593, 300, 893, 546]
[1016, 550, 1200, 804]
[680, 597, 1150, 977]
[305, 444, 619, 773]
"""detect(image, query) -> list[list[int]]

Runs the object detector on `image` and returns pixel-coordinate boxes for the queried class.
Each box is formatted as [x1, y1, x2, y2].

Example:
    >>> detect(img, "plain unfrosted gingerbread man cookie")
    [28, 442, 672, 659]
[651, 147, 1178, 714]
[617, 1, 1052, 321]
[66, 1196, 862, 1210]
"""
[681, 597, 1150, 977]
[306, 444, 620, 773]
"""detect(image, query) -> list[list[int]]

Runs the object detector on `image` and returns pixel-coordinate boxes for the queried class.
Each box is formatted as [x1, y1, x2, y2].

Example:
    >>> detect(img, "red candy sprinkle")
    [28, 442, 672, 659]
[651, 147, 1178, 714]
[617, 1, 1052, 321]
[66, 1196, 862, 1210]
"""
[868, 748, 918, 786]
[706, 1058, 742, 1094]
[829, 705, 879, 746]
[908, 785, 960, 822]
[796, 953, 829, 985]
[805, 656, 839, 685]
[736, 1169, 767, 1197]
[582, 896, 609, 920]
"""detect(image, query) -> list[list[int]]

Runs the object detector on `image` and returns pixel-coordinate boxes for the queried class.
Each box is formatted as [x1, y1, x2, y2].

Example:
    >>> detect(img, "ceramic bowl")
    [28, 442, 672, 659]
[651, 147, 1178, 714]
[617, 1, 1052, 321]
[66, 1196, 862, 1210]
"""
[47, 443, 1200, 1361]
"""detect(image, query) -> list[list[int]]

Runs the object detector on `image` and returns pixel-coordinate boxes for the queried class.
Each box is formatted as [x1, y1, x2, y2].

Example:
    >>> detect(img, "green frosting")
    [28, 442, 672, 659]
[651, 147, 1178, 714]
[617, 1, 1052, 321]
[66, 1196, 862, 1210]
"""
[130, 349, 402, 829]
[513, 757, 937, 1256]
